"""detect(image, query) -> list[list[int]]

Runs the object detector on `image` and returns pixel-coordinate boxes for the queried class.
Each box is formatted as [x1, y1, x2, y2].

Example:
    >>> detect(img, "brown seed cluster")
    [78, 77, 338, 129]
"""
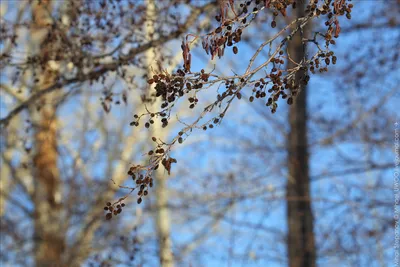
[201, 0, 296, 61]
[104, 201, 126, 220]
[201, 20, 244, 60]
[306, 0, 354, 40]
[130, 0, 351, 130]
[116, 0, 354, 213]
[131, 69, 211, 130]
[199, 115, 222, 132]
[104, 135, 178, 212]
[128, 166, 154, 190]
[309, 51, 337, 74]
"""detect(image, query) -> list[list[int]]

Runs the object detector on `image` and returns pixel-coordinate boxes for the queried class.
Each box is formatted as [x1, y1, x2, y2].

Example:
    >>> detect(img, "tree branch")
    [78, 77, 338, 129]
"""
[0, 1, 217, 128]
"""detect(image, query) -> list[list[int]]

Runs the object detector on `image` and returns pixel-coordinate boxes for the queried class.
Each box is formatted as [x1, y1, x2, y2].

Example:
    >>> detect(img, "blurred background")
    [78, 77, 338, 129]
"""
[0, 0, 399, 267]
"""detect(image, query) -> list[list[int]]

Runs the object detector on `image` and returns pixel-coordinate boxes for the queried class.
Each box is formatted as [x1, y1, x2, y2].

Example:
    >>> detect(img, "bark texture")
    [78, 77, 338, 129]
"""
[31, 1, 65, 266]
[286, 2, 316, 267]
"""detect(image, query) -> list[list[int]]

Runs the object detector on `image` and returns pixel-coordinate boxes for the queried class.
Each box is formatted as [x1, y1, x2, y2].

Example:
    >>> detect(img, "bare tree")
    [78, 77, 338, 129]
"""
[0, 1, 361, 266]
[1, 0, 216, 265]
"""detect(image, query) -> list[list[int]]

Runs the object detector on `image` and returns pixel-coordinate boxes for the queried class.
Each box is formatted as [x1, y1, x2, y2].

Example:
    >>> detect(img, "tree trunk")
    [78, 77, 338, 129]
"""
[286, 2, 316, 267]
[145, 1, 175, 266]
[31, 1, 65, 266]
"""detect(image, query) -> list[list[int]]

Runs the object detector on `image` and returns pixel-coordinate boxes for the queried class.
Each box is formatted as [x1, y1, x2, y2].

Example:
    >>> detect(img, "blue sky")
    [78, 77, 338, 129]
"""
[1, 1, 398, 266]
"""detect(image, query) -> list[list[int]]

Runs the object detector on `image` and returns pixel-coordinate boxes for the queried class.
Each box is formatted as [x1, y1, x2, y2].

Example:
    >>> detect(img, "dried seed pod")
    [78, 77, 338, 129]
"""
[325, 58, 330, 65]
[223, 20, 232, 26]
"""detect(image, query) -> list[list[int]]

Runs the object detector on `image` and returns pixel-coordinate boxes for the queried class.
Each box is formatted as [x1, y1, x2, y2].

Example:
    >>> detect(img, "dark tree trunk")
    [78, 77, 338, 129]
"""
[286, 2, 316, 267]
